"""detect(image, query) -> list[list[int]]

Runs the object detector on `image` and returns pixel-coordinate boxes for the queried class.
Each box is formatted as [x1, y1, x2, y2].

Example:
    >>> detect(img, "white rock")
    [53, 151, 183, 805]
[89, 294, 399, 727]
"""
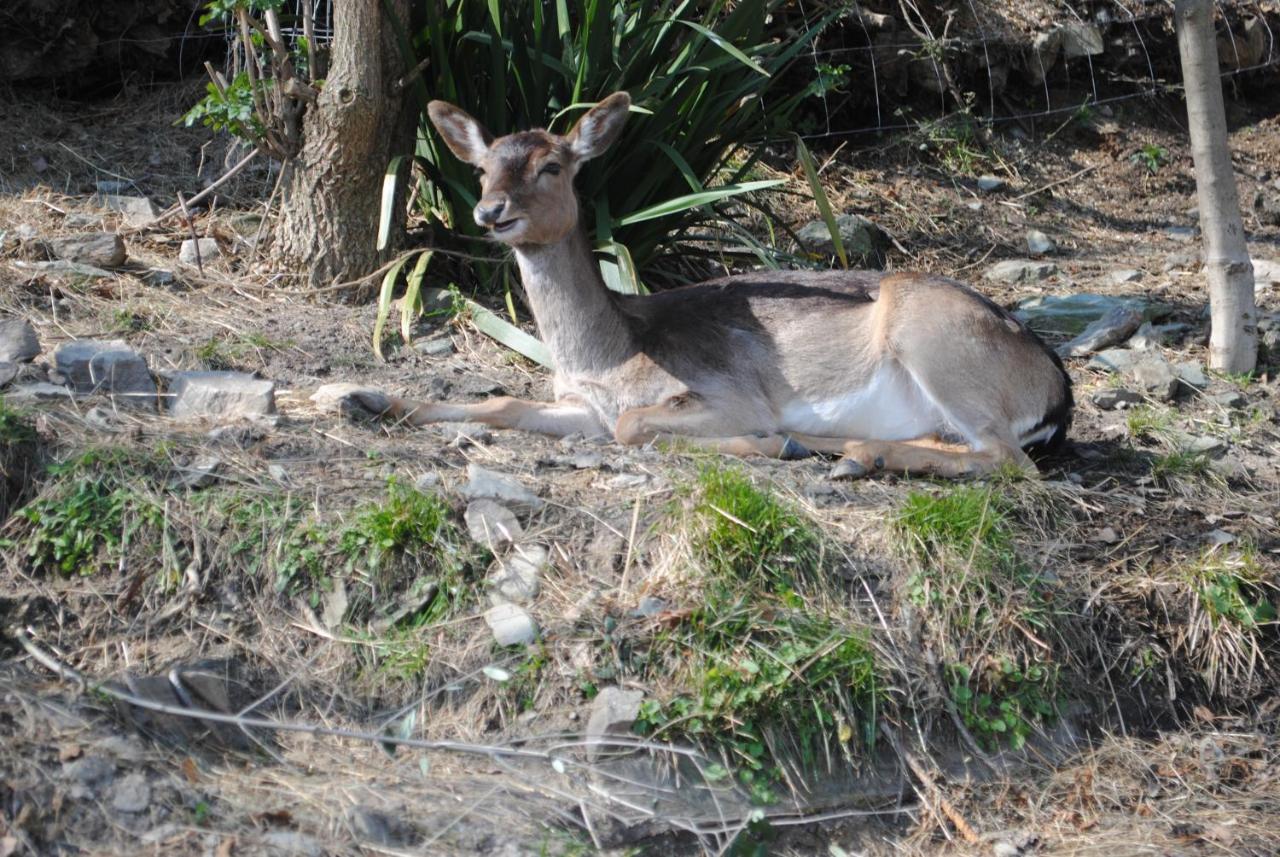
[976, 175, 1005, 192]
[484, 603, 539, 646]
[0, 319, 40, 362]
[459, 464, 543, 510]
[586, 687, 645, 759]
[489, 544, 545, 604]
[179, 237, 221, 265]
[49, 232, 126, 268]
[465, 499, 523, 550]
[110, 773, 151, 813]
[53, 339, 156, 408]
[1061, 21, 1103, 57]
[167, 371, 275, 420]
[98, 194, 158, 227]
[985, 260, 1058, 283]
[1025, 229, 1055, 255]
[1110, 268, 1143, 285]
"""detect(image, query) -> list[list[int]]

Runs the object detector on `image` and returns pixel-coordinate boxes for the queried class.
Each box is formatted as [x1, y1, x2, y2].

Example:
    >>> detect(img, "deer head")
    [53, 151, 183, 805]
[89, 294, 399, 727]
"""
[427, 92, 631, 246]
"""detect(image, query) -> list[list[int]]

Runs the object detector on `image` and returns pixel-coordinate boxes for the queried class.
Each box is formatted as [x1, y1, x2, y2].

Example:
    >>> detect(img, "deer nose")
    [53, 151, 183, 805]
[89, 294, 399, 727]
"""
[475, 198, 507, 226]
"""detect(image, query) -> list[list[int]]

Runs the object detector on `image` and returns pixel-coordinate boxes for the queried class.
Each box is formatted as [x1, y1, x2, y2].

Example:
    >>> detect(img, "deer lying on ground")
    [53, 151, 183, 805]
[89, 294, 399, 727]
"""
[314, 92, 1072, 478]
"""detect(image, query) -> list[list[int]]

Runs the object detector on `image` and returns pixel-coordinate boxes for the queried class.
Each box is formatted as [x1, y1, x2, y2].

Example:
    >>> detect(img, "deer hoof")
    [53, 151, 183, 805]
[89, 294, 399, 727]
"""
[312, 383, 393, 420]
[830, 458, 869, 481]
[779, 436, 812, 460]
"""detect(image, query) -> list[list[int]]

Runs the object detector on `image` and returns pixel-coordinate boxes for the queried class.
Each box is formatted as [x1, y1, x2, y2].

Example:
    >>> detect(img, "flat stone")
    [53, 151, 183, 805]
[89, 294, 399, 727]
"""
[1089, 347, 1147, 374]
[174, 454, 223, 489]
[142, 269, 177, 288]
[1090, 387, 1143, 410]
[413, 336, 454, 357]
[167, 371, 275, 420]
[49, 232, 126, 268]
[62, 755, 115, 788]
[5, 381, 73, 402]
[1017, 293, 1154, 336]
[976, 175, 1005, 192]
[795, 213, 884, 266]
[465, 499, 523, 550]
[1252, 258, 1280, 286]
[1209, 390, 1248, 409]
[1132, 360, 1179, 401]
[179, 237, 221, 265]
[0, 362, 16, 387]
[98, 194, 158, 227]
[459, 464, 543, 510]
[1186, 435, 1227, 457]
[63, 213, 105, 230]
[1025, 229, 1055, 255]
[586, 687, 645, 758]
[109, 773, 151, 813]
[1173, 361, 1210, 391]
[484, 603, 539, 646]
[986, 260, 1058, 284]
[488, 545, 545, 604]
[18, 259, 114, 280]
[1164, 225, 1199, 242]
[1110, 268, 1143, 284]
[1061, 21, 1103, 57]
[1056, 305, 1143, 357]
[0, 319, 40, 362]
[53, 339, 156, 408]
[442, 421, 493, 448]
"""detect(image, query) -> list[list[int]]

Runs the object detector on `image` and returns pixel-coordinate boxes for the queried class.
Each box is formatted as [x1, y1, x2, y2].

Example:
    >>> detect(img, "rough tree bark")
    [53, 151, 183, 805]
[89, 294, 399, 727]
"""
[271, 0, 415, 289]
[1175, 0, 1257, 374]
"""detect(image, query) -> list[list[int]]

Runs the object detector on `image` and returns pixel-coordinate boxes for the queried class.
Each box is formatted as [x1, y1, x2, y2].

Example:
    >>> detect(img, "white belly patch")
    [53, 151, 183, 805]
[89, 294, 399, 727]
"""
[779, 363, 947, 440]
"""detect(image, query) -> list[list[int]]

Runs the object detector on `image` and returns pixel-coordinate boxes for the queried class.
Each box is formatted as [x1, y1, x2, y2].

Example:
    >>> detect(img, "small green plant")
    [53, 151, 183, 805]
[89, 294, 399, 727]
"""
[111, 307, 154, 334]
[0, 400, 37, 446]
[1125, 404, 1175, 441]
[947, 659, 1058, 751]
[182, 72, 267, 143]
[895, 485, 1015, 576]
[1130, 143, 1169, 174]
[1187, 548, 1277, 630]
[20, 448, 163, 577]
[690, 465, 822, 592]
[195, 332, 291, 371]
[918, 111, 989, 175]
[1150, 447, 1214, 485]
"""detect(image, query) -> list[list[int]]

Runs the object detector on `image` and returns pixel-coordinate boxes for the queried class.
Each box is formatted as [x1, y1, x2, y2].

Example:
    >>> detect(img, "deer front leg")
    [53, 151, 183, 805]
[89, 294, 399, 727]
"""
[312, 383, 607, 438]
[613, 395, 812, 459]
[825, 436, 1035, 480]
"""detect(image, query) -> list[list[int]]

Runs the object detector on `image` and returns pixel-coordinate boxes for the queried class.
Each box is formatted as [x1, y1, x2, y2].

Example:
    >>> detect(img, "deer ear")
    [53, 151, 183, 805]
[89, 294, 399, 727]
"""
[566, 92, 631, 162]
[428, 101, 493, 166]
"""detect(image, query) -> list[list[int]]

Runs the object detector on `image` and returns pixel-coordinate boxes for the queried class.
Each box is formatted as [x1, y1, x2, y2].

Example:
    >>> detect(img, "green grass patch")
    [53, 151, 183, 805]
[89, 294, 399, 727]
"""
[1186, 547, 1276, 631]
[948, 659, 1058, 751]
[195, 332, 293, 371]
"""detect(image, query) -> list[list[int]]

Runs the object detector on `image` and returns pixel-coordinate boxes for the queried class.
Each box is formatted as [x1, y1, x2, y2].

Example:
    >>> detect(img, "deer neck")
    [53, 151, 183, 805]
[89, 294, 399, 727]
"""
[511, 226, 634, 374]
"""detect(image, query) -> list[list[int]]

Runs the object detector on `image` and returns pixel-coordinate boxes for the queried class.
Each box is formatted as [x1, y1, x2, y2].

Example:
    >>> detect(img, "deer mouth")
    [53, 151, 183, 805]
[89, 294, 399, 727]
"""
[491, 218, 521, 234]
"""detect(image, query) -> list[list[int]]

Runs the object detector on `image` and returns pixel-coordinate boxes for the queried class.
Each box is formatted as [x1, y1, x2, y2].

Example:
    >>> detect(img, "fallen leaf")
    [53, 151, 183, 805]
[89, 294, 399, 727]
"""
[181, 757, 200, 784]
[58, 743, 82, 762]
[1192, 705, 1215, 723]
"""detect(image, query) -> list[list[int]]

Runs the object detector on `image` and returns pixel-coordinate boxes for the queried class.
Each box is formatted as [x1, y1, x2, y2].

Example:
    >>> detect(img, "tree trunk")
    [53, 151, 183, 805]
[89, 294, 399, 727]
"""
[1175, 0, 1257, 374]
[271, 0, 414, 290]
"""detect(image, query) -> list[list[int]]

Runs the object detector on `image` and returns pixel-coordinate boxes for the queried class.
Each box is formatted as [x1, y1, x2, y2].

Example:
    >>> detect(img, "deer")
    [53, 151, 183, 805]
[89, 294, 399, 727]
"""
[313, 92, 1072, 479]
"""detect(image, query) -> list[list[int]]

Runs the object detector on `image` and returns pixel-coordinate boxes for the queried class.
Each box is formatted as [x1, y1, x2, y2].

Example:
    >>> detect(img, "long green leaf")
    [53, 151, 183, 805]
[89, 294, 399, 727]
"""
[373, 254, 412, 360]
[794, 134, 846, 269]
[614, 180, 784, 226]
[467, 301, 553, 368]
[676, 19, 770, 77]
[377, 155, 408, 252]
[401, 250, 433, 343]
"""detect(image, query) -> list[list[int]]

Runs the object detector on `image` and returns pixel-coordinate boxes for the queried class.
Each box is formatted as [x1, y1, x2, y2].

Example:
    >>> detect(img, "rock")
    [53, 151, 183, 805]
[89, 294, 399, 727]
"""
[484, 603, 539, 646]
[459, 464, 543, 510]
[1186, 435, 1227, 457]
[1209, 390, 1248, 409]
[267, 463, 290, 483]
[1173, 362, 1210, 391]
[465, 499, 523, 550]
[1025, 229, 1055, 255]
[98, 194, 158, 227]
[442, 421, 493, 448]
[5, 381, 73, 402]
[109, 773, 151, 813]
[1164, 225, 1198, 242]
[53, 339, 156, 407]
[413, 336, 454, 357]
[142, 269, 177, 288]
[0, 362, 16, 387]
[414, 472, 440, 492]
[49, 232, 126, 268]
[489, 544, 545, 604]
[347, 807, 402, 846]
[1163, 251, 1198, 272]
[1125, 322, 1162, 350]
[1027, 28, 1063, 84]
[63, 755, 115, 789]
[179, 237, 221, 265]
[1056, 305, 1143, 357]
[976, 175, 1005, 192]
[167, 371, 275, 420]
[0, 319, 40, 362]
[1206, 529, 1236, 545]
[63, 213, 104, 230]
[586, 687, 645, 758]
[986, 260, 1057, 284]
[634, 596, 671, 617]
[1061, 21, 1103, 57]
[796, 213, 885, 266]
[1132, 359, 1179, 401]
[261, 831, 324, 857]
[572, 451, 603, 470]
[1110, 268, 1143, 284]
[1017, 293, 1156, 336]
[17, 259, 115, 280]
[174, 454, 222, 489]
[1090, 387, 1143, 410]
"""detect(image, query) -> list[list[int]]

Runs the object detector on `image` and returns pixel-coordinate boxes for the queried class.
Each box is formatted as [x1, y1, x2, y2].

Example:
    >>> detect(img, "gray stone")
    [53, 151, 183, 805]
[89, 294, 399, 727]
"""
[489, 544, 545, 604]
[1056, 305, 1143, 358]
[1061, 21, 1103, 57]
[1110, 268, 1143, 284]
[17, 259, 114, 280]
[586, 687, 645, 758]
[1025, 229, 1055, 255]
[109, 773, 151, 813]
[484, 603, 539, 646]
[1017, 293, 1155, 336]
[267, 463, 290, 483]
[572, 451, 604, 470]
[413, 335, 454, 357]
[63, 213, 104, 230]
[5, 381, 73, 402]
[796, 213, 884, 265]
[98, 194, 158, 227]
[443, 421, 493, 448]
[465, 499, 523, 550]
[1173, 361, 1210, 391]
[1163, 251, 1198, 272]
[0, 362, 15, 387]
[142, 269, 176, 288]
[0, 319, 39, 362]
[414, 472, 441, 492]
[167, 371, 275, 420]
[986, 260, 1057, 284]
[175, 454, 222, 489]
[634, 596, 671, 617]
[63, 755, 116, 788]
[459, 464, 543, 510]
[1210, 390, 1248, 409]
[1088, 347, 1147, 374]
[1186, 435, 1227, 458]
[261, 831, 324, 856]
[49, 232, 126, 267]
[1165, 225, 1198, 242]
[1252, 258, 1280, 286]
[1091, 387, 1143, 410]
[976, 175, 1006, 192]
[1132, 360, 1179, 401]
[347, 807, 400, 846]
[53, 339, 156, 407]
[1125, 322, 1162, 350]
[1027, 28, 1063, 85]
[179, 237, 221, 265]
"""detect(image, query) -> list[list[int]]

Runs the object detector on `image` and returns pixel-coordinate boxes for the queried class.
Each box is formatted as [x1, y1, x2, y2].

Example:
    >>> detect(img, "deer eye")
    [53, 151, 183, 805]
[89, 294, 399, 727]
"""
[539, 162, 562, 177]
[474, 167, 485, 178]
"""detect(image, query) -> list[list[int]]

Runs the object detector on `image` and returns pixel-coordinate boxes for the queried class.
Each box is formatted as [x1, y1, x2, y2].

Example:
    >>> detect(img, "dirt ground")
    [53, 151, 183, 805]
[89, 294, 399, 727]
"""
[1, 79, 1278, 856]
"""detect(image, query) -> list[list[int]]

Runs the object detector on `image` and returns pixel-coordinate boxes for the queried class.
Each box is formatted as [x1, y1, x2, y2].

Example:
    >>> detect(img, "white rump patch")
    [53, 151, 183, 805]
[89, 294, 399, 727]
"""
[779, 363, 948, 441]
[1014, 415, 1057, 448]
